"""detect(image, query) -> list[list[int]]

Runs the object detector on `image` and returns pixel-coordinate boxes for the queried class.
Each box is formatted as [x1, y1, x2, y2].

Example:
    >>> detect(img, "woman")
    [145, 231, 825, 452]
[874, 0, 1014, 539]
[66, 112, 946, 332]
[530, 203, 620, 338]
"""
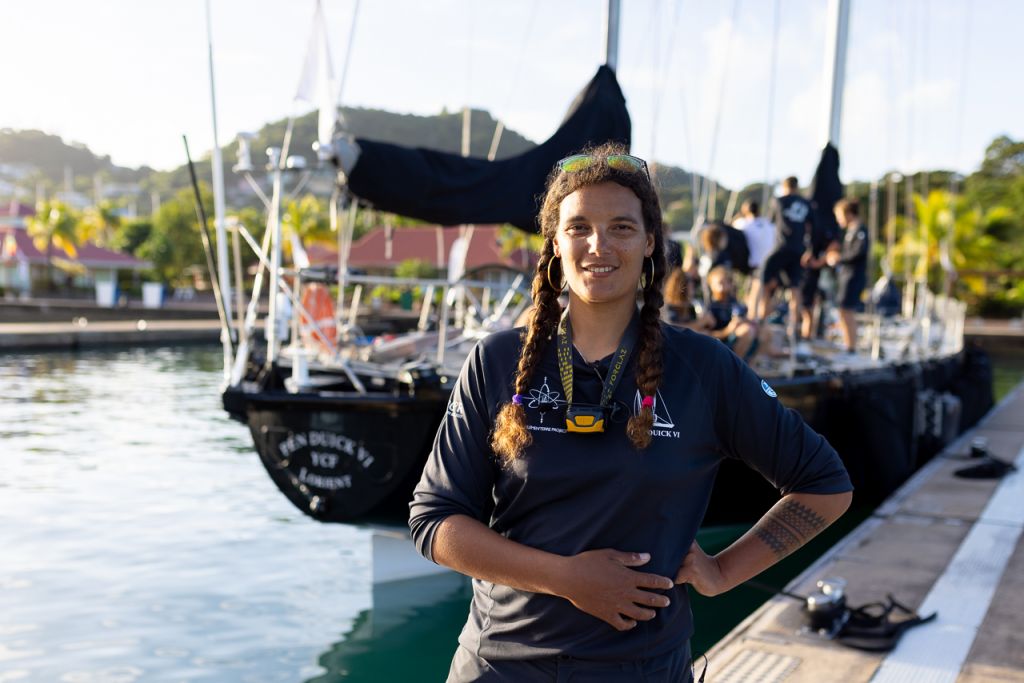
[409, 144, 853, 682]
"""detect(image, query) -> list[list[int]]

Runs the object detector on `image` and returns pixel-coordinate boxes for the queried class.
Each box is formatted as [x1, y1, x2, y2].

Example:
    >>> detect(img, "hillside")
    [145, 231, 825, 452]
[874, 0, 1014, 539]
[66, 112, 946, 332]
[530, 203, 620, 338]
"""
[0, 129, 151, 189]
[0, 108, 710, 227]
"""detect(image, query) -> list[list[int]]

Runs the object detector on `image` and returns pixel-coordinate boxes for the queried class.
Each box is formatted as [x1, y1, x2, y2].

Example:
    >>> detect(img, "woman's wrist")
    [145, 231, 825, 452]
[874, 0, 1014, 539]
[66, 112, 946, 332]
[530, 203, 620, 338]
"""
[537, 552, 573, 598]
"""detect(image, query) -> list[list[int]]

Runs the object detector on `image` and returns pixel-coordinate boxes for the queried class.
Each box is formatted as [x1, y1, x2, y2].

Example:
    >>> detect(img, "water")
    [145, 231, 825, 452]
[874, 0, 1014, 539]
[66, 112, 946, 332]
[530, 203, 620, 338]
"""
[1, 347, 386, 682]
[2, 346, 1021, 682]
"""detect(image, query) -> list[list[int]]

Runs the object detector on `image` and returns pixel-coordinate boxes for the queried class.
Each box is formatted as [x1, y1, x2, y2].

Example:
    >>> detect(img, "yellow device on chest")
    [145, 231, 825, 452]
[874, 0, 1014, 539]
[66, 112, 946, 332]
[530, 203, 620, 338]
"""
[557, 311, 636, 435]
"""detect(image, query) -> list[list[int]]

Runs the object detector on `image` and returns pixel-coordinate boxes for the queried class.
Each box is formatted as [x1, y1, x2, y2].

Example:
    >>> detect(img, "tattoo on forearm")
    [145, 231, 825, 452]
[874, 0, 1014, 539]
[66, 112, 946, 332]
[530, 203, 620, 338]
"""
[753, 499, 828, 559]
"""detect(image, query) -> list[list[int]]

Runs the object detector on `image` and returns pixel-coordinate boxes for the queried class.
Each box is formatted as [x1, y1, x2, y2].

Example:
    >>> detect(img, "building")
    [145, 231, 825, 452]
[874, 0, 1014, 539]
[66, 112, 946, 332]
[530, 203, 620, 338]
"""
[305, 224, 535, 286]
[0, 200, 149, 297]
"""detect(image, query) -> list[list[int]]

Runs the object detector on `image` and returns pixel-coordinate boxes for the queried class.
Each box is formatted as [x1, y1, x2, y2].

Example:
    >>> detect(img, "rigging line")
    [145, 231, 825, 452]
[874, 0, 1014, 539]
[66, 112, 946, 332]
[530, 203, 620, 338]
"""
[920, 0, 930, 198]
[950, 0, 973, 195]
[487, 0, 541, 161]
[905, 0, 917, 176]
[761, 0, 781, 209]
[650, 0, 685, 168]
[334, 0, 362, 126]
[647, 0, 663, 162]
[695, 0, 742, 226]
[670, 0, 698, 218]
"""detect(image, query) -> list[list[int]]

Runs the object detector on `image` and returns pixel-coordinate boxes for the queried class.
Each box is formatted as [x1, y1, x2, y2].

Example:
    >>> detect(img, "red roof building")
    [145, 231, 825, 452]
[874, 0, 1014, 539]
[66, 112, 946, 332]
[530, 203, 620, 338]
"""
[306, 224, 534, 274]
[0, 203, 149, 295]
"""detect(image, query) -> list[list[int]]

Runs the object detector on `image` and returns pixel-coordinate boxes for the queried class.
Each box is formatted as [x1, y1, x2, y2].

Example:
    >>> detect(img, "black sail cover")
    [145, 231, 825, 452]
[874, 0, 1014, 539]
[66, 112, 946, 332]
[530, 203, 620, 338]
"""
[346, 66, 630, 232]
[809, 142, 844, 243]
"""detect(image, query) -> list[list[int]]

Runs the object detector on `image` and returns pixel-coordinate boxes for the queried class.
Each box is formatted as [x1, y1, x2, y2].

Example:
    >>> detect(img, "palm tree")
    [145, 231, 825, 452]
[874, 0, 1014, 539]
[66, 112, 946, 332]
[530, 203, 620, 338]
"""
[888, 190, 1003, 307]
[79, 200, 121, 248]
[27, 200, 79, 292]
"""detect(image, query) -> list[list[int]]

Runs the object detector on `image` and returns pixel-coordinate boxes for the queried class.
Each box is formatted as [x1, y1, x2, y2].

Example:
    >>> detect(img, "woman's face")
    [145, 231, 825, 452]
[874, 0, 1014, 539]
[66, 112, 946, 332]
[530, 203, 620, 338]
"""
[552, 181, 654, 308]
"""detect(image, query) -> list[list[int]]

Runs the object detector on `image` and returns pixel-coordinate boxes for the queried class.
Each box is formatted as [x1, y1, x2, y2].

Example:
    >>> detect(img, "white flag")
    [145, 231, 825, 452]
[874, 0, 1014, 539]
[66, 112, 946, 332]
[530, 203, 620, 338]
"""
[295, 0, 338, 148]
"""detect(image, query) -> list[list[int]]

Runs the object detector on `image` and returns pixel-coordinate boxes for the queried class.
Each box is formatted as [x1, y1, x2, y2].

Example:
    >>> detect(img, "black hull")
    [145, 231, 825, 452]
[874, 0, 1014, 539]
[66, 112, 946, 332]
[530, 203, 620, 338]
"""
[229, 386, 448, 523]
[227, 347, 993, 525]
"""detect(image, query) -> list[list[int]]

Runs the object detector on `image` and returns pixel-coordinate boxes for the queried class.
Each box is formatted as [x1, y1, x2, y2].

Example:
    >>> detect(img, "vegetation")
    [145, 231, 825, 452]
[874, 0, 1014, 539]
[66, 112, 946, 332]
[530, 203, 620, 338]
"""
[26, 200, 79, 291]
[3, 121, 1021, 315]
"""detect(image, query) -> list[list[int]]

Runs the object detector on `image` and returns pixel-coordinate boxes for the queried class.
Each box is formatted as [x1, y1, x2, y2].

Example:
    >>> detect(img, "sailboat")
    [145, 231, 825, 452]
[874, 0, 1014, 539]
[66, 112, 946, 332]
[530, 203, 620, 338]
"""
[213, 0, 991, 526]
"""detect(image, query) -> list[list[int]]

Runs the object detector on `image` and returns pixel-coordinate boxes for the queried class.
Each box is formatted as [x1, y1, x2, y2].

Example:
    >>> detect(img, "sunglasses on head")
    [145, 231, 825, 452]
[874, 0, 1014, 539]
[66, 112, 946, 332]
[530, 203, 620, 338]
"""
[556, 153, 650, 179]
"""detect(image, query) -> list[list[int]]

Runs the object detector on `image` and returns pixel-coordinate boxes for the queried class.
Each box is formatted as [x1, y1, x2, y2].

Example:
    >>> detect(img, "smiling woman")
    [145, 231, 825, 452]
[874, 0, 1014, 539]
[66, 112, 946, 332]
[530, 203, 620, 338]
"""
[408, 143, 853, 683]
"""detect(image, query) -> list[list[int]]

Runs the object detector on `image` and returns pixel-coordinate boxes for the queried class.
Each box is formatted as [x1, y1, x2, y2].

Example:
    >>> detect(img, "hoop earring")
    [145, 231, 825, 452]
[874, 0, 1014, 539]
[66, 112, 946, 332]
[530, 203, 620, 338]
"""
[640, 256, 655, 290]
[546, 256, 565, 291]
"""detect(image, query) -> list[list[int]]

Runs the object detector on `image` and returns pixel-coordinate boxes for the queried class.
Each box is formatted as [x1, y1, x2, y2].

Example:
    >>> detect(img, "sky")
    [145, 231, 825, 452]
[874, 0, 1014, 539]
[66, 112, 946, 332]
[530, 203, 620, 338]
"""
[1, 0, 1021, 191]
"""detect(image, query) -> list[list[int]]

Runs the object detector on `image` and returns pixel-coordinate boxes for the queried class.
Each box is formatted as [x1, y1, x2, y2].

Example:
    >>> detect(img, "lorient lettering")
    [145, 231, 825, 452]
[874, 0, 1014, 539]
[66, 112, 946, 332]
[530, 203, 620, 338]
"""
[298, 467, 352, 490]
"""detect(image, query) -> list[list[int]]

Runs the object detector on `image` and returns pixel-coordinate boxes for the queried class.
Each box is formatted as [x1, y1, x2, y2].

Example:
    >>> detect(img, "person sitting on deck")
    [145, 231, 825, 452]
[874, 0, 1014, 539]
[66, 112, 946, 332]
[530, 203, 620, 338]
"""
[826, 198, 869, 354]
[662, 267, 698, 328]
[698, 266, 760, 360]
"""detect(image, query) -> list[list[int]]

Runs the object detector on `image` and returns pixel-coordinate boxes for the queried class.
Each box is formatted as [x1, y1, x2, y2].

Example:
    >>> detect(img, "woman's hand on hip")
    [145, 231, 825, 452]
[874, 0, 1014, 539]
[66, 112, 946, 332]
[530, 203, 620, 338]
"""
[675, 541, 729, 597]
[556, 549, 674, 632]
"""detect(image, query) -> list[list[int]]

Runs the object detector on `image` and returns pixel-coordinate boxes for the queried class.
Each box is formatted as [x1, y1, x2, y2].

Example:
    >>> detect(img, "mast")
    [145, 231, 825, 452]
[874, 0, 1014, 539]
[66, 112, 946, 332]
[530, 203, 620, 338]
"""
[205, 0, 234, 377]
[822, 0, 850, 147]
[604, 0, 621, 70]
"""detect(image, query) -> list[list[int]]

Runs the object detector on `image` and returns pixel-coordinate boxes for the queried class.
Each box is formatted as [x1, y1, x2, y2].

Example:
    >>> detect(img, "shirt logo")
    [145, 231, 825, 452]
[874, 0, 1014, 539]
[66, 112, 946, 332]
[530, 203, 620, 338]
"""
[633, 390, 680, 439]
[525, 377, 565, 425]
[633, 389, 675, 428]
[783, 201, 809, 223]
[446, 399, 464, 419]
[761, 380, 777, 398]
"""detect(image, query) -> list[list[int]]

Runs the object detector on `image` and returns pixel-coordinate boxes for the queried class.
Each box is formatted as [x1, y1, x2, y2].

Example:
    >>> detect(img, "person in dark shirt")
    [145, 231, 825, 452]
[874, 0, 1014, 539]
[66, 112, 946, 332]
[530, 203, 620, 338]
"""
[758, 177, 813, 338]
[826, 198, 869, 353]
[409, 144, 853, 682]
[698, 265, 759, 360]
[799, 208, 839, 339]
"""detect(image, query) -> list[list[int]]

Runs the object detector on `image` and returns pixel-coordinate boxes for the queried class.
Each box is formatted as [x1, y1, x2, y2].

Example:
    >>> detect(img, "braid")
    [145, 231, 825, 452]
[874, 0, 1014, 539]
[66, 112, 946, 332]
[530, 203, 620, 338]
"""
[491, 245, 563, 462]
[626, 253, 667, 450]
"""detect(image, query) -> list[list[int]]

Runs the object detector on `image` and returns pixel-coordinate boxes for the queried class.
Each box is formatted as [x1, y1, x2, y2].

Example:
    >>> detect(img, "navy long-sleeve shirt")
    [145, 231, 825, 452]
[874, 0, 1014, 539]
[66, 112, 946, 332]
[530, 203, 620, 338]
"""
[838, 221, 869, 268]
[409, 322, 852, 662]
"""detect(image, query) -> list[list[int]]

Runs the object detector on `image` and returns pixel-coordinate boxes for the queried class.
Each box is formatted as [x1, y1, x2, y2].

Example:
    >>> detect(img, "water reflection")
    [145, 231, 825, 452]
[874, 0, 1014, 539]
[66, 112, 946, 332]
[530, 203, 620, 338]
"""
[309, 573, 471, 682]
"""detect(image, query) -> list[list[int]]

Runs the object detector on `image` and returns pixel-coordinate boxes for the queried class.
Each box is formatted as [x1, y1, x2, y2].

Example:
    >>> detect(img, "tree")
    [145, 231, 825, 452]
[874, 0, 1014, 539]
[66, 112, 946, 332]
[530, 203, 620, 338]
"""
[282, 194, 332, 263]
[888, 190, 1007, 310]
[111, 217, 153, 255]
[138, 185, 211, 286]
[78, 200, 122, 248]
[26, 200, 79, 292]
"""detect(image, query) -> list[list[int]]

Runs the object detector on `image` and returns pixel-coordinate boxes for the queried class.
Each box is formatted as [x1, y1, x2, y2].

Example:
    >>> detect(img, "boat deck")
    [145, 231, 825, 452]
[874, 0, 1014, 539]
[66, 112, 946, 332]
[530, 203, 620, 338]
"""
[704, 379, 1024, 683]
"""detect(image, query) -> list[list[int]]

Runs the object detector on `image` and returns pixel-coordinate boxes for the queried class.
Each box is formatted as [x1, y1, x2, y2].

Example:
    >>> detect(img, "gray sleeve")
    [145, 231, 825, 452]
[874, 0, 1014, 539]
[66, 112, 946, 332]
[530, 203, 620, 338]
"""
[713, 346, 853, 495]
[408, 341, 499, 562]
[840, 227, 868, 265]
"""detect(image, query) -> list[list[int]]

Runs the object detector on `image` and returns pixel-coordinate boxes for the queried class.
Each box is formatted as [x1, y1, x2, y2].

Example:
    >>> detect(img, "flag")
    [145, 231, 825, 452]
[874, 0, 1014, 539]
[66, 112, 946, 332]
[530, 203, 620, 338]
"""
[295, 0, 338, 148]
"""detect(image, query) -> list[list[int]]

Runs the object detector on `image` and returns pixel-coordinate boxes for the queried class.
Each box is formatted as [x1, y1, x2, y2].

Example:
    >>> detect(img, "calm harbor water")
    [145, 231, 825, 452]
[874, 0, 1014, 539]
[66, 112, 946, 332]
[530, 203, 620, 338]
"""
[2, 345, 1020, 682]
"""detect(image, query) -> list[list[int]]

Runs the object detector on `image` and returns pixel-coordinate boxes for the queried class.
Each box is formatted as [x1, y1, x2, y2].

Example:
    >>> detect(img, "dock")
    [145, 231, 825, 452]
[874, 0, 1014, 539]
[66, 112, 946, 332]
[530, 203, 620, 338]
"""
[705, 379, 1024, 682]
[0, 318, 229, 351]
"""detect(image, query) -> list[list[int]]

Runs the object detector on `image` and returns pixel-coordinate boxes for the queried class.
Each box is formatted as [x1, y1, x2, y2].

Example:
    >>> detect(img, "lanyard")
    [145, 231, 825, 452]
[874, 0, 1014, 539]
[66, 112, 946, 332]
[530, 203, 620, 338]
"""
[556, 309, 638, 433]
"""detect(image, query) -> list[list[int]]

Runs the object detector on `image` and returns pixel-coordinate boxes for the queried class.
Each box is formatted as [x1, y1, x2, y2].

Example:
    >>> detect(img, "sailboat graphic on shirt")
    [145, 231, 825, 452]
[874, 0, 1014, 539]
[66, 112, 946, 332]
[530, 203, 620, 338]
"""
[633, 390, 674, 429]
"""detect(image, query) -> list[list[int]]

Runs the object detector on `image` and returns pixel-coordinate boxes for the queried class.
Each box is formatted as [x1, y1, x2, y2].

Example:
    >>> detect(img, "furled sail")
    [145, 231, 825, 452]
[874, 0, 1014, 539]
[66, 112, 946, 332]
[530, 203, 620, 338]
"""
[809, 142, 844, 239]
[345, 66, 630, 232]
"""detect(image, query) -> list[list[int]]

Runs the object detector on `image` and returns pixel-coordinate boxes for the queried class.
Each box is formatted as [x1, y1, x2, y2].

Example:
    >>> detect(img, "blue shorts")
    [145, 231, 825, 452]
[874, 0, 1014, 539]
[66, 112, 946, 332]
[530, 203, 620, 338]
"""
[761, 249, 804, 289]
[447, 642, 694, 682]
[838, 269, 866, 311]
[800, 267, 822, 307]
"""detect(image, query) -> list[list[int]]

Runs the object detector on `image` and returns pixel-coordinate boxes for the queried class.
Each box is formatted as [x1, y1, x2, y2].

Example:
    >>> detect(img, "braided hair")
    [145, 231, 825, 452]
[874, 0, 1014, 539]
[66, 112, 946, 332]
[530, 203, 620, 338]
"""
[491, 142, 667, 461]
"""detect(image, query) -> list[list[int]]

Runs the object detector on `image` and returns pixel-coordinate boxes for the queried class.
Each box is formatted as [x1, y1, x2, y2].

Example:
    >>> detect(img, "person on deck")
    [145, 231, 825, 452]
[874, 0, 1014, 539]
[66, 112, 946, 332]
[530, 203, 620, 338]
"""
[826, 198, 869, 354]
[699, 266, 760, 361]
[409, 144, 853, 682]
[662, 267, 698, 327]
[758, 177, 814, 338]
[733, 199, 776, 318]
[800, 208, 840, 340]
